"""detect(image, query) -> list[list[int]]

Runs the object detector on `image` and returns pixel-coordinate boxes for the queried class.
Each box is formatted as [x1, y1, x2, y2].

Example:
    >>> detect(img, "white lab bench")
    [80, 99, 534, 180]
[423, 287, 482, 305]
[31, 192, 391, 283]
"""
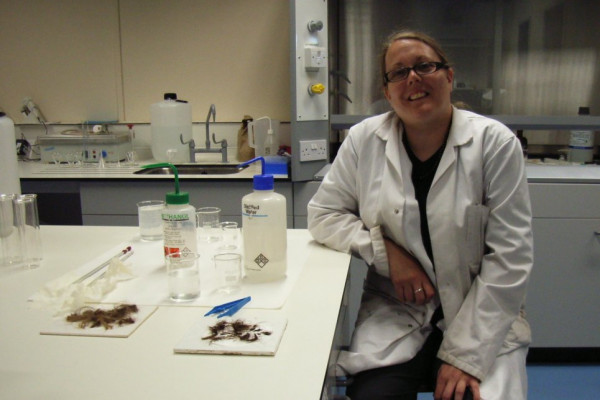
[0, 226, 351, 400]
[17, 158, 266, 180]
[16, 161, 600, 360]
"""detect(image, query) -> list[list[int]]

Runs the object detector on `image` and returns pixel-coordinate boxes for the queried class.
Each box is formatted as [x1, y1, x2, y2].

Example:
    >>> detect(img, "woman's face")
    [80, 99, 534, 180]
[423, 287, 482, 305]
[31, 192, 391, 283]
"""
[383, 39, 453, 128]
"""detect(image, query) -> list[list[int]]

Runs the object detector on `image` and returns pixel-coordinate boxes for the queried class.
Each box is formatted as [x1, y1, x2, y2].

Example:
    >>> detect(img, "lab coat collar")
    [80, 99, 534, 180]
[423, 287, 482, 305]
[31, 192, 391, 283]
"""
[372, 107, 473, 145]
[372, 111, 399, 142]
[369, 112, 406, 185]
[447, 106, 475, 148]
[433, 107, 475, 185]
[373, 108, 475, 186]
[385, 113, 404, 179]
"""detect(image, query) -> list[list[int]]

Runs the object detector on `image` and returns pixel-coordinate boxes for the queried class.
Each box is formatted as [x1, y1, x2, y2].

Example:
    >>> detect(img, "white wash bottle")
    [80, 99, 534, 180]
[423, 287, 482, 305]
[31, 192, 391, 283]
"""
[239, 157, 287, 282]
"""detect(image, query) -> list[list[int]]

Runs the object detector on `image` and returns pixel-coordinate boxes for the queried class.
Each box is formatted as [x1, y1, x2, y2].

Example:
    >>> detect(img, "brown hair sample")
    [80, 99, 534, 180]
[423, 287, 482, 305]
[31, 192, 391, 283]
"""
[66, 304, 139, 330]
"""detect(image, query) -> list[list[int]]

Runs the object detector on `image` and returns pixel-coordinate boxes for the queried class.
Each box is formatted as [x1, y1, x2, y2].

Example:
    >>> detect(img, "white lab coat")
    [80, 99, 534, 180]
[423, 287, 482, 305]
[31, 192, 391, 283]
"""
[308, 109, 533, 393]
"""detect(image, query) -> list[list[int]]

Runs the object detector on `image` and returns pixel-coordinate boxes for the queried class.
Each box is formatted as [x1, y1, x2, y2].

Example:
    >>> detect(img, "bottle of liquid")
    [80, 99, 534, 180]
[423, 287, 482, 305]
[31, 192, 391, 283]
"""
[568, 107, 594, 164]
[0, 112, 21, 194]
[150, 93, 192, 163]
[142, 163, 197, 257]
[248, 116, 279, 157]
[239, 157, 287, 282]
[264, 128, 274, 156]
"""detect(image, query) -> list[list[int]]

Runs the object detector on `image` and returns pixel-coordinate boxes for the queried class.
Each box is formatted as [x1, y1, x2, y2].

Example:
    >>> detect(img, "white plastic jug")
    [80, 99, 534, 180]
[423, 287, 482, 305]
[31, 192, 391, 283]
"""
[150, 93, 192, 163]
[0, 112, 21, 194]
[248, 117, 280, 157]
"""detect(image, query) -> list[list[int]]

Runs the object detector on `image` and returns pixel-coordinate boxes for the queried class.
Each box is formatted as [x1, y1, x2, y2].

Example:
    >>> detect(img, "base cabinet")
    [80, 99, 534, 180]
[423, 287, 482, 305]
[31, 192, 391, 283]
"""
[79, 180, 293, 227]
[528, 183, 600, 349]
[528, 218, 600, 347]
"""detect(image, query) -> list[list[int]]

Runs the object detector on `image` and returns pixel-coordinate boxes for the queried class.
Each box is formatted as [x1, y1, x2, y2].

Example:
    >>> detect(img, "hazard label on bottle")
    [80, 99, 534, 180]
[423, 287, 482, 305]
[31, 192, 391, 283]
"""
[254, 254, 269, 268]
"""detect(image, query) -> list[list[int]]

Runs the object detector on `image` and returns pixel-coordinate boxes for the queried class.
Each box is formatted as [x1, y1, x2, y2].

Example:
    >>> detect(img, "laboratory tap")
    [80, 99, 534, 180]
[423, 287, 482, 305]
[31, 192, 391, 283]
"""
[206, 103, 216, 149]
[180, 104, 228, 163]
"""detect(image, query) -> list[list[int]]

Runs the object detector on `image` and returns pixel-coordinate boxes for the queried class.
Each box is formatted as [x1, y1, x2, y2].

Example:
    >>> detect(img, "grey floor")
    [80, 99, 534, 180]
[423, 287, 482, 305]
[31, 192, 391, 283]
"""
[415, 364, 600, 399]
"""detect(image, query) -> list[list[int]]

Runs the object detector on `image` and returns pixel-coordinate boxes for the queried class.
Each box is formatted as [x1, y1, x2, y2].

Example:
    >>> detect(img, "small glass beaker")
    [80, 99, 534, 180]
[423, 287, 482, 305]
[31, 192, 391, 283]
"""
[217, 221, 239, 252]
[196, 207, 222, 243]
[213, 252, 242, 294]
[13, 194, 42, 269]
[137, 200, 165, 241]
[0, 194, 22, 267]
[126, 151, 137, 166]
[166, 251, 201, 302]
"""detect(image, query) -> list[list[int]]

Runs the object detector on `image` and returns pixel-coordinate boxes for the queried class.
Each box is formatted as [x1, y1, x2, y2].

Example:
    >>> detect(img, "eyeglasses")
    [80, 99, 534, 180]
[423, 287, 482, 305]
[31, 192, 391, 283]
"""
[384, 62, 448, 83]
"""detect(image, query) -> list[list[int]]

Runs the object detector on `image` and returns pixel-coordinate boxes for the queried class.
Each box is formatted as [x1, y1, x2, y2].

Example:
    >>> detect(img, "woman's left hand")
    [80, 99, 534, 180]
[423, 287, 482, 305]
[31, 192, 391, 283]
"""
[384, 238, 435, 305]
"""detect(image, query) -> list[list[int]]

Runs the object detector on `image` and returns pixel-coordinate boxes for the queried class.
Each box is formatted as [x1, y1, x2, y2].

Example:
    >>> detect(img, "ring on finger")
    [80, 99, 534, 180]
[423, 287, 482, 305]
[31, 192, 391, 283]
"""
[414, 288, 424, 294]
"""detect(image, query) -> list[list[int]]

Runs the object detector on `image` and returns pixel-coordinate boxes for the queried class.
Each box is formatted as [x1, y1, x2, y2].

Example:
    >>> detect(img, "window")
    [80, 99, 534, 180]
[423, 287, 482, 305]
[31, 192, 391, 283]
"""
[331, 0, 600, 117]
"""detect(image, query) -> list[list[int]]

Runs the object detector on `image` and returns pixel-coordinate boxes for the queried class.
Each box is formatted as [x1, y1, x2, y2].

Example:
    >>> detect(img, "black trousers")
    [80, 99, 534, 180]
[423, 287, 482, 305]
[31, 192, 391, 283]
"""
[345, 325, 474, 400]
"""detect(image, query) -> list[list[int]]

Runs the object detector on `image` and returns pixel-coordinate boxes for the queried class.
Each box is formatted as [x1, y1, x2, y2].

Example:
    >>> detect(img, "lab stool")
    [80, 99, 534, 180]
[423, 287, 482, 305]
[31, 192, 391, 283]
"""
[335, 376, 473, 399]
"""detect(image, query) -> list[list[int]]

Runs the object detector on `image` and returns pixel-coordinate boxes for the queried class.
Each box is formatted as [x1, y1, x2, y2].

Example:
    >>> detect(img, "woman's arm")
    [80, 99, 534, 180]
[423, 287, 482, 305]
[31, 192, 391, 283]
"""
[307, 131, 385, 268]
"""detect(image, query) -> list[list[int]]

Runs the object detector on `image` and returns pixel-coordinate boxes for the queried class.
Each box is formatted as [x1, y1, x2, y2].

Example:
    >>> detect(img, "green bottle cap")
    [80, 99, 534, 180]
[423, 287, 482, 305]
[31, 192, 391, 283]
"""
[166, 191, 189, 204]
[141, 163, 189, 205]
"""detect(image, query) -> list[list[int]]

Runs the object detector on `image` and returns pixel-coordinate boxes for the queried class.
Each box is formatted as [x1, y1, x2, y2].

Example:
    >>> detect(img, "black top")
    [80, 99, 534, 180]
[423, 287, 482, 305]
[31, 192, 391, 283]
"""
[403, 133, 448, 324]
[402, 134, 447, 265]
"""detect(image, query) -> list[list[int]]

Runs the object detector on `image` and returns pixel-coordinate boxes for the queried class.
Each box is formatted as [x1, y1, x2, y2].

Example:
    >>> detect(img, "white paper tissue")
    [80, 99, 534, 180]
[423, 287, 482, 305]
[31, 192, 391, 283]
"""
[30, 257, 136, 316]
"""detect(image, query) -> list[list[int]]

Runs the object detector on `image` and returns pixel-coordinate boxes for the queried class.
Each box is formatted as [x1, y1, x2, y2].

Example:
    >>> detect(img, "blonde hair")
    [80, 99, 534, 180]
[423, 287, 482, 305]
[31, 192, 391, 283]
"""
[380, 30, 451, 87]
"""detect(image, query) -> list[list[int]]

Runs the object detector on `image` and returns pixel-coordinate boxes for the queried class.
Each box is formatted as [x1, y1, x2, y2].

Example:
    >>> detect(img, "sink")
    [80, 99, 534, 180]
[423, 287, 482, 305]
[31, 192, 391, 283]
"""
[134, 164, 248, 175]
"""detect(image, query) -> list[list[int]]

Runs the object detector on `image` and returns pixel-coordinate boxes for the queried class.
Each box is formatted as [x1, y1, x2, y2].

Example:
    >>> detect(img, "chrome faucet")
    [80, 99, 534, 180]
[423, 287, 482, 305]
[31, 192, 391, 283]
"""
[180, 104, 228, 163]
[205, 103, 216, 149]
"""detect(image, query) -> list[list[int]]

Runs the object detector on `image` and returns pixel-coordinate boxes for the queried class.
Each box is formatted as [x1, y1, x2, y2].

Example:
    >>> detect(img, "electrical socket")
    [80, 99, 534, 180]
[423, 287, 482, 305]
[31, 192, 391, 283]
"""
[299, 139, 327, 162]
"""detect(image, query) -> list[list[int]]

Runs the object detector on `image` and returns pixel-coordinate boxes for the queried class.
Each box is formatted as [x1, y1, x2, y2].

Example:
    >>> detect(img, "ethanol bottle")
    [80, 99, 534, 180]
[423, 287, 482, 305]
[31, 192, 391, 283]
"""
[142, 163, 197, 257]
[568, 107, 594, 164]
[240, 157, 287, 282]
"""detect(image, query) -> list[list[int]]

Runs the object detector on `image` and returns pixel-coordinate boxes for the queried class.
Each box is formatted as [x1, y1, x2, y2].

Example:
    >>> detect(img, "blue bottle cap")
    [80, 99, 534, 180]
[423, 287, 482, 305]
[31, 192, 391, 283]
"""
[253, 174, 274, 190]
[237, 157, 274, 191]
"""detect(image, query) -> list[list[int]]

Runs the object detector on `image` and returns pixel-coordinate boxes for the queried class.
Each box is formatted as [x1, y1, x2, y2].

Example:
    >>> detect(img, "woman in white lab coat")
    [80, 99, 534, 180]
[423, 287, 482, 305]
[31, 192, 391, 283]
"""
[307, 30, 533, 400]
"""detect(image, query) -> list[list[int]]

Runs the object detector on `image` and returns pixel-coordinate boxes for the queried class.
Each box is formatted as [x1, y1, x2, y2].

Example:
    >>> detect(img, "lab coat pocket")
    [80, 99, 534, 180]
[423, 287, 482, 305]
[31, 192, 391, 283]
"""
[465, 204, 490, 275]
[352, 293, 424, 355]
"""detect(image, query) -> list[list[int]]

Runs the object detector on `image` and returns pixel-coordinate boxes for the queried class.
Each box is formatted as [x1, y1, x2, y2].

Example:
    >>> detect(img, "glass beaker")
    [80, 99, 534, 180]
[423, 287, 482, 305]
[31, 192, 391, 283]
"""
[196, 207, 222, 243]
[13, 194, 42, 269]
[0, 194, 21, 267]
